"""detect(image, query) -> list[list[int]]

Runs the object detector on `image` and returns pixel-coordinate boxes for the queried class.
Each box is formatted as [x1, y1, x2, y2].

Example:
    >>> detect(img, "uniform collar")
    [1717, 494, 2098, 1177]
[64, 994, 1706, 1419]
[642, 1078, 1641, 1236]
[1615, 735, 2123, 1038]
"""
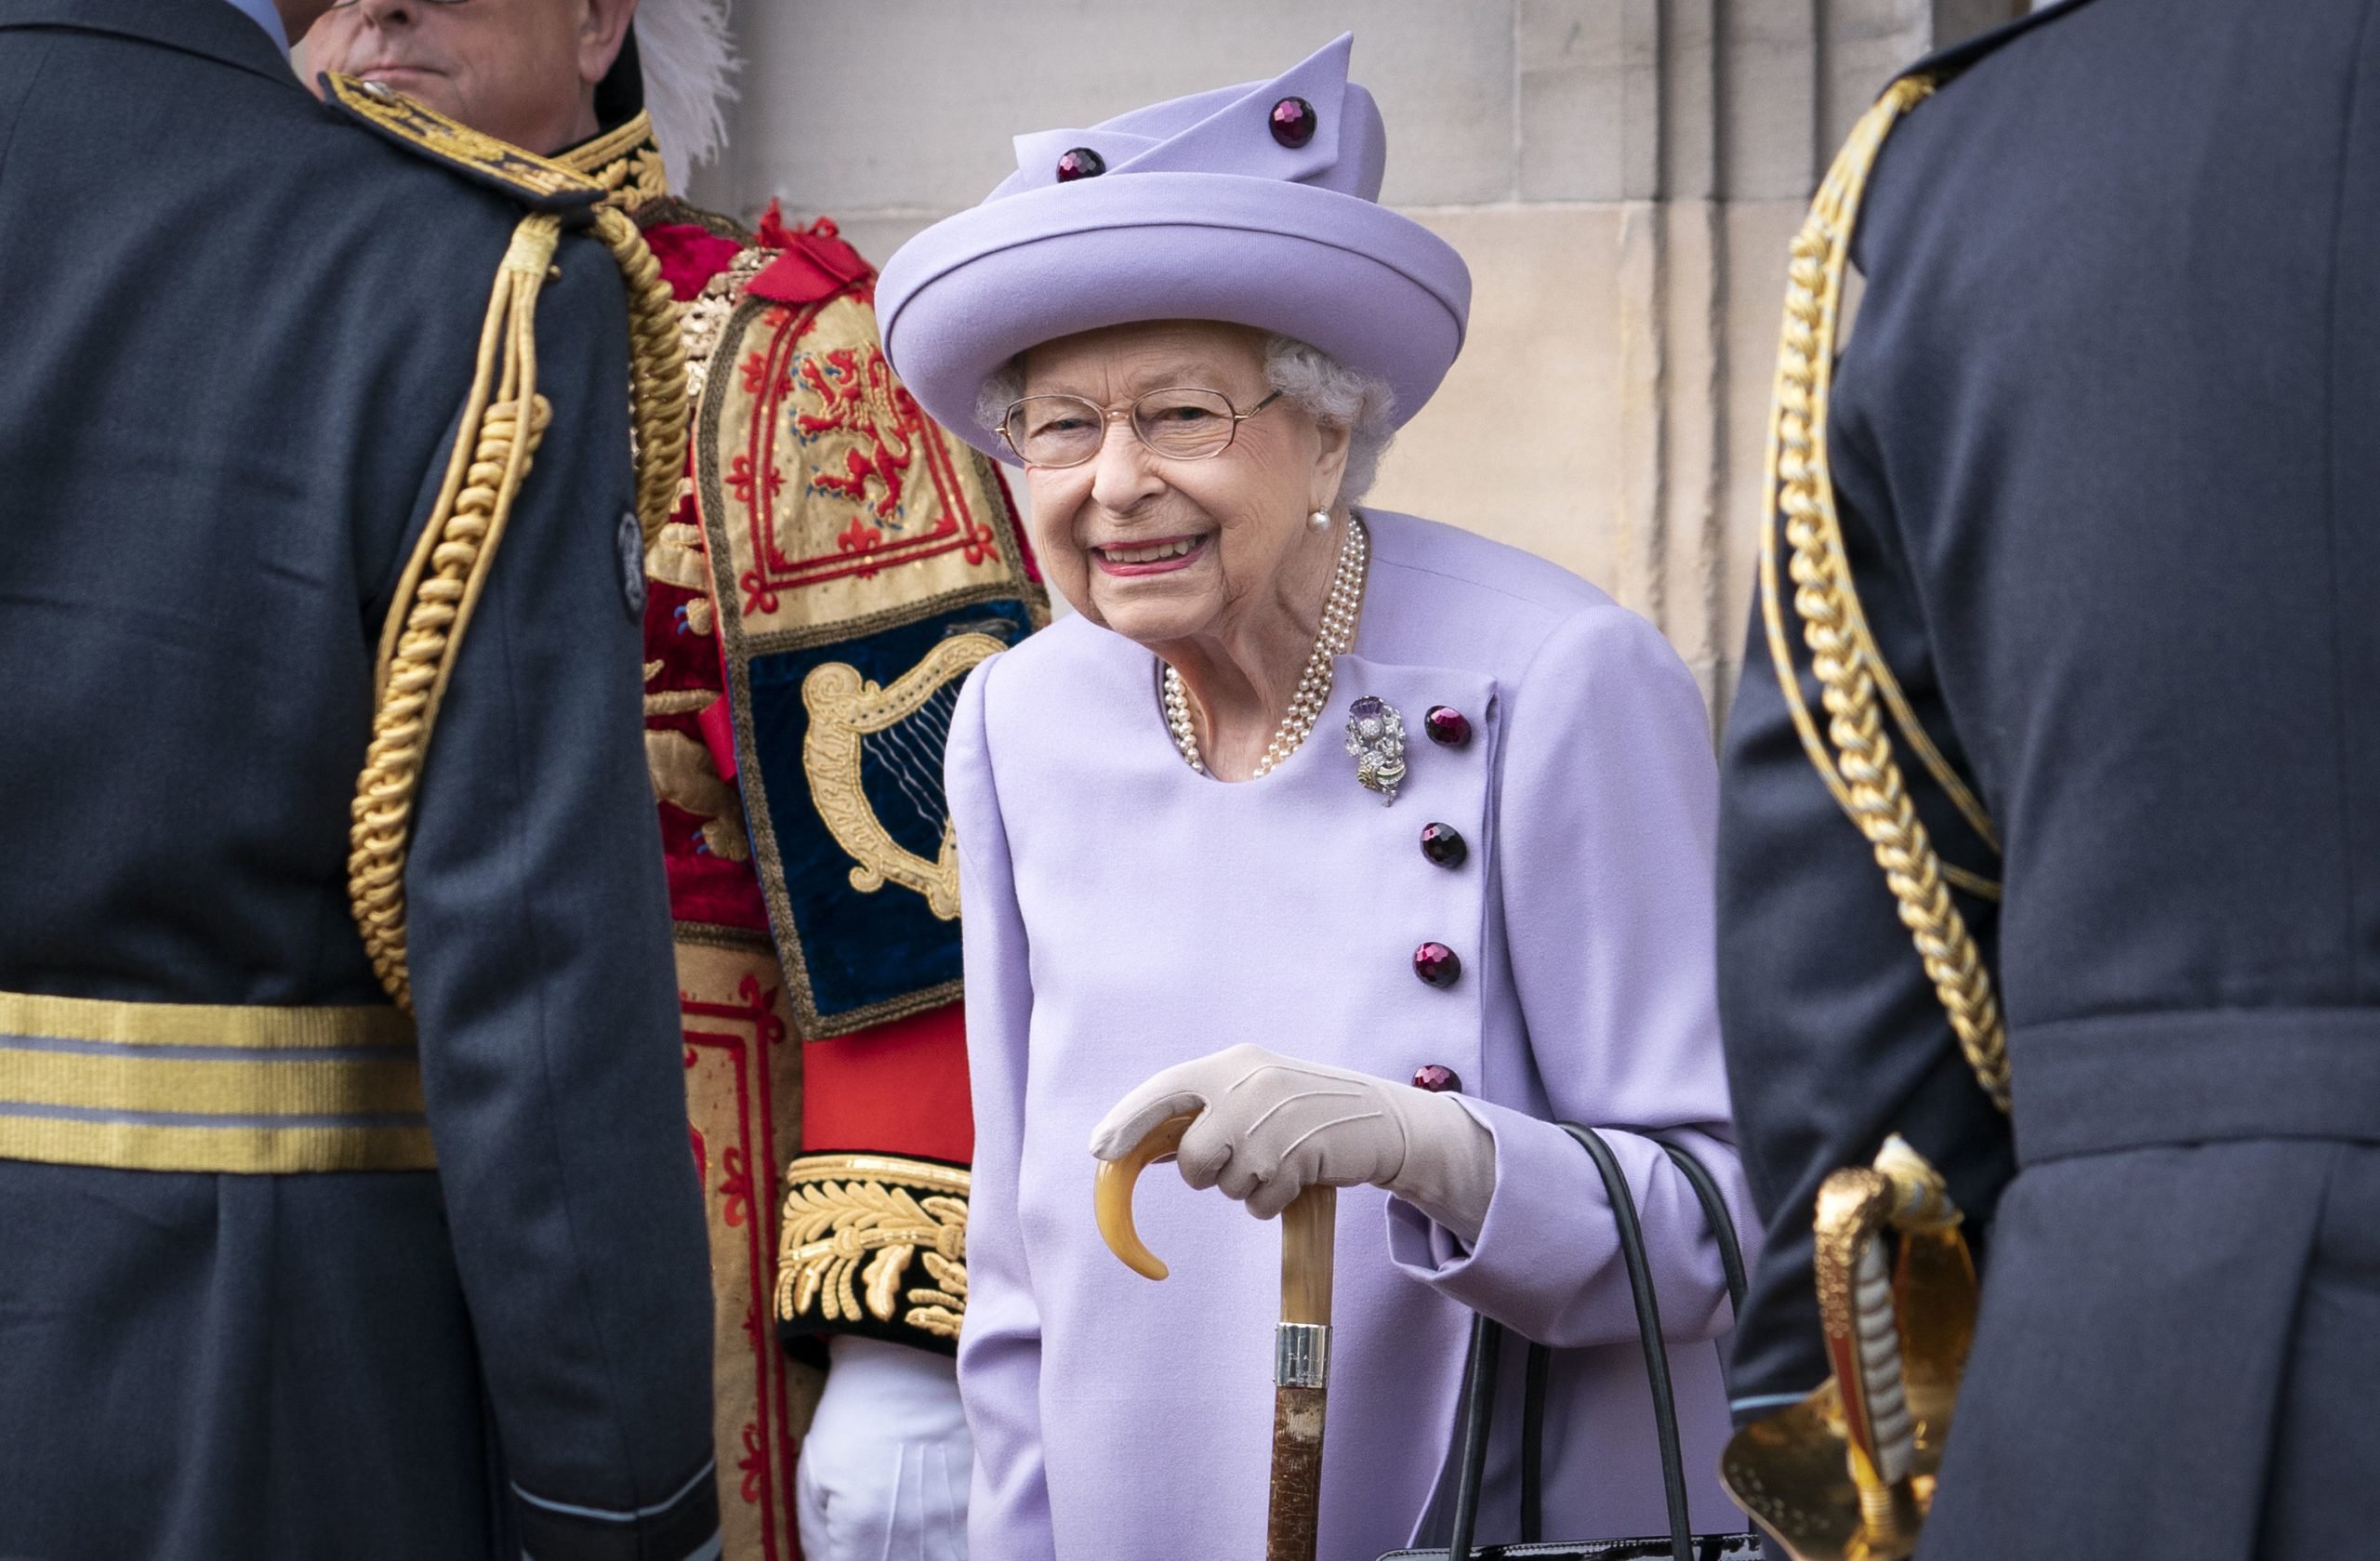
[0, 0, 298, 89]
[557, 109, 672, 217]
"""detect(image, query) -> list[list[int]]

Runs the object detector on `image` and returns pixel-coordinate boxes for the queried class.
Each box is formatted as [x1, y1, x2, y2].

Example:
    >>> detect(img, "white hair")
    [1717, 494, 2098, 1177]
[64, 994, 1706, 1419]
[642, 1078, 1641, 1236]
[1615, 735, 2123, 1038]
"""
[975, 332, 1397, 506]
[635, 0, 739, 190]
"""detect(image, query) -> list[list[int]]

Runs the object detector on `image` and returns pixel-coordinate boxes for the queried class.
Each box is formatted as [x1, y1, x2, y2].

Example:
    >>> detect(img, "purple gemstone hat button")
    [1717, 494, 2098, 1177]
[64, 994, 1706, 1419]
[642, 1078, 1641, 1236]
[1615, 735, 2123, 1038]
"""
[1270, 96, 1318, 149]
[1055, 147, 1105, 182]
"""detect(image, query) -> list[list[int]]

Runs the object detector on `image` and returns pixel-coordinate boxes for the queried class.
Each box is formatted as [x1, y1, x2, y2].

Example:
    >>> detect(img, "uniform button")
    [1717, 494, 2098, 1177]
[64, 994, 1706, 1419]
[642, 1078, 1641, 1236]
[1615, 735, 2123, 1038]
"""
[1424, 706, 1472, 747]
[1419, 821, 1466, 868]
[1412, 942, 1461, 989]
[1411, 1063, 1462, 1093]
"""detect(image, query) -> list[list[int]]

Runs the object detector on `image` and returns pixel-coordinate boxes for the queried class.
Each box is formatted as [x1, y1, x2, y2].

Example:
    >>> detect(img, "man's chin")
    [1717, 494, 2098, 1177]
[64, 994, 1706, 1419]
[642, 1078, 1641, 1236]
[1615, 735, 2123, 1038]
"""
[356, 66, 456, 112]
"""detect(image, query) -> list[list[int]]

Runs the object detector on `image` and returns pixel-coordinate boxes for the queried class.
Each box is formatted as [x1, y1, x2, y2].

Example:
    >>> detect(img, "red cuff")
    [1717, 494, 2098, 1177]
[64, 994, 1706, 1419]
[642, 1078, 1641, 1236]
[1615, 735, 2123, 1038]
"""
[799, 1001, 972, 1164]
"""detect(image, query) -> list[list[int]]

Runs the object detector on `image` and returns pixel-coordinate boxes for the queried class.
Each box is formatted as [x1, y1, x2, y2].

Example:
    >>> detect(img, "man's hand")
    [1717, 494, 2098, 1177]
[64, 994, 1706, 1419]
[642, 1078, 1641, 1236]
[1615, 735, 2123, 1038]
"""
[796, 1335, 972, 1561]
[1089, 1043, 1498, 1244]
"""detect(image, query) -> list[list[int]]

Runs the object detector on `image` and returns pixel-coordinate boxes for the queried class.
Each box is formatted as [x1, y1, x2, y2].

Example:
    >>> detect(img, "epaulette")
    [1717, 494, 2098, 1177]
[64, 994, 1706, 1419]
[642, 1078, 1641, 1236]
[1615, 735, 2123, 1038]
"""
[322, 73, 602, 218]
[1893, 0, 2101, 89]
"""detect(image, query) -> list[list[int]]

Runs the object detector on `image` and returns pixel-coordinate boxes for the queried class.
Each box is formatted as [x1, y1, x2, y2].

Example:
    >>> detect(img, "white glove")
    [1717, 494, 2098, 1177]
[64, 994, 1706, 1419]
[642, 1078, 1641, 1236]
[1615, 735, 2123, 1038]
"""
[1089, 1042, 1499, 1245]
[795, 1335, 972, 1561]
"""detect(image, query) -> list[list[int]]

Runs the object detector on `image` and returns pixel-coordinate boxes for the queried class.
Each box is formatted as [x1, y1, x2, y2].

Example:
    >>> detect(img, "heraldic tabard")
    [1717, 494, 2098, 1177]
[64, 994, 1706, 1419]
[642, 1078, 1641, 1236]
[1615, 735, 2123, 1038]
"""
[565, 110, 1044, 1561]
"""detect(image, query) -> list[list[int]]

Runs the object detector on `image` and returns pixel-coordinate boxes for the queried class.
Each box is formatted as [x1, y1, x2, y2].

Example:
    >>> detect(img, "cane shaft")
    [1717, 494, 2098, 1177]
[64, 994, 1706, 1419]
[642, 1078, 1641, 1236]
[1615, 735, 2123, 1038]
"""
[1266, 1384, 1327, 1561]
[1265, 1184, 1337, 1559]
[1280, 1184, 1335, 1324]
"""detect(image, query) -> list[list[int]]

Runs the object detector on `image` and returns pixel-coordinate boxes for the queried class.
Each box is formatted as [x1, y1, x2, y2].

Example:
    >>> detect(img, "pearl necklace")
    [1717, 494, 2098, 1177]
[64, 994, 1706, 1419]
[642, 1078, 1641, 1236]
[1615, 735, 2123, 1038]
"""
[1163, 516, 1368, 778]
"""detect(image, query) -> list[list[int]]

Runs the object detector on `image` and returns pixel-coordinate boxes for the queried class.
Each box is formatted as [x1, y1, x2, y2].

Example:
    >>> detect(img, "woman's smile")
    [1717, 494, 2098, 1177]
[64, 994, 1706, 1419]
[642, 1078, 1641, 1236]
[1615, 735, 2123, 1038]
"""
[1091, 534, 1210, 575]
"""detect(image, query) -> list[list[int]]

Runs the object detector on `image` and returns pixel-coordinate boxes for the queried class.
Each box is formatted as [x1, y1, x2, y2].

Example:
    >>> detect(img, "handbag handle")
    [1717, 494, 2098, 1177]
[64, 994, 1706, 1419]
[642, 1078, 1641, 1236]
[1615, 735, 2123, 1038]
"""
[1519, 1137, 1749, 1541]
[1443, 1128, 1748, 1561]
[1657, 1138, 1747, 1315]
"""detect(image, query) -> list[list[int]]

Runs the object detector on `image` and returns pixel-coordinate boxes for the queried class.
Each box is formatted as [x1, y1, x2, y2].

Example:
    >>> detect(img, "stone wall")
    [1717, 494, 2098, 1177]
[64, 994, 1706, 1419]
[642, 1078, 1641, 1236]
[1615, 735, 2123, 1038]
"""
[686, 0, 2029, 731]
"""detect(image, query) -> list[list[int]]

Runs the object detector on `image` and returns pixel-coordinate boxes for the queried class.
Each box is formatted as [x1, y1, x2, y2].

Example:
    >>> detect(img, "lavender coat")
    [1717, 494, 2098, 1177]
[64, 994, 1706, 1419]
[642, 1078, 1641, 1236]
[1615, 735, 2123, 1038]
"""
[945, 511, 1752, 1558]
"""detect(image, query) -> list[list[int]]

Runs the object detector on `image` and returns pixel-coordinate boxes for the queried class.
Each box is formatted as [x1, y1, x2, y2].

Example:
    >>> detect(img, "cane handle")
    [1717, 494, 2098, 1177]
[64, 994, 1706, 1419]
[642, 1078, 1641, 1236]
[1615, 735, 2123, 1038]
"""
[1094, 1112, 1195, 1280]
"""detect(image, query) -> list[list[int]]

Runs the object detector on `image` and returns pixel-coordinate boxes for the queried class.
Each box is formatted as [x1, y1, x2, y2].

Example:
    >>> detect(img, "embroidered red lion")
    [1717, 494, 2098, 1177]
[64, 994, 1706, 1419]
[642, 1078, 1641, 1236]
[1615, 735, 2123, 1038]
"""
[794, 345, 919, 525]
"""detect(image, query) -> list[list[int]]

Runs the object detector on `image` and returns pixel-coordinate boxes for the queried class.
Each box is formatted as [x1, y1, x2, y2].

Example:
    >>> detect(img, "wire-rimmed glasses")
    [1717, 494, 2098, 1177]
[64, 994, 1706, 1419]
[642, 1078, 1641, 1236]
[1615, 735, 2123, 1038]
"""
[999, 388, 1281, 469]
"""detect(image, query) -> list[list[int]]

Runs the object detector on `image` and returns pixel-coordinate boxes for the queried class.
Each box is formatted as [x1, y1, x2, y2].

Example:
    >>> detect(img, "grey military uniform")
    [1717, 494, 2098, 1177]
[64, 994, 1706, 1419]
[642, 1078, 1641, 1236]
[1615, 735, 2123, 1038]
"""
[0, 1, 717, 1555]
[1718, 0, 2380, 1556]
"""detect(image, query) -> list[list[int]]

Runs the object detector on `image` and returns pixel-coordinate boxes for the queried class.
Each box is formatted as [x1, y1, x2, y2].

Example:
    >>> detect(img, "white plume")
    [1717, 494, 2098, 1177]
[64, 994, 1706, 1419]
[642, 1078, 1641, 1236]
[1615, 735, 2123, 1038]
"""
[634, 0, 740, 190]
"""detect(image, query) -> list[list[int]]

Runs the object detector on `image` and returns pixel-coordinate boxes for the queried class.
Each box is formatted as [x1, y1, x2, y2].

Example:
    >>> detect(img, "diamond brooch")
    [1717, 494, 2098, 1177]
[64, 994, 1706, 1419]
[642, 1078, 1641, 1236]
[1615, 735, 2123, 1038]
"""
[1344, 695, 1408, 805]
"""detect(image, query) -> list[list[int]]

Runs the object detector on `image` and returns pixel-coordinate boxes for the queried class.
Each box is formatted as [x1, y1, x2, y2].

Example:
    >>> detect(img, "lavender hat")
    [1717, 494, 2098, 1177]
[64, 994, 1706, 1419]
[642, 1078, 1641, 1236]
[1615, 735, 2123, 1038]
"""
[875, 34, 1473, 463]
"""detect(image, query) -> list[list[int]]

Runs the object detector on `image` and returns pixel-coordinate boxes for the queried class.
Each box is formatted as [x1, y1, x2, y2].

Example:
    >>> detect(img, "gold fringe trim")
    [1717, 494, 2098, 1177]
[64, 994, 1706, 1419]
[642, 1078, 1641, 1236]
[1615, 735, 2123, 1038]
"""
[1760, 76, 2012, 1111]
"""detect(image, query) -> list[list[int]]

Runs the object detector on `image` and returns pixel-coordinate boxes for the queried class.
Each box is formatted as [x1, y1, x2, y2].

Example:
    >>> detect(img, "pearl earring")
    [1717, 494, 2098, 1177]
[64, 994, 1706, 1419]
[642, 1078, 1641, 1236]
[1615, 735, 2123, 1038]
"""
[1308, 509, 1331, 533]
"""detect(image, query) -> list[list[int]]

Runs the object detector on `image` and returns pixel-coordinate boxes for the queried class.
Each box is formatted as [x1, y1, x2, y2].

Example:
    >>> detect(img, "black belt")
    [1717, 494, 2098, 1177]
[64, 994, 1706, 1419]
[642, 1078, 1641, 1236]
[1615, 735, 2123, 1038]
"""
[2010, 1007, 2380, 1164]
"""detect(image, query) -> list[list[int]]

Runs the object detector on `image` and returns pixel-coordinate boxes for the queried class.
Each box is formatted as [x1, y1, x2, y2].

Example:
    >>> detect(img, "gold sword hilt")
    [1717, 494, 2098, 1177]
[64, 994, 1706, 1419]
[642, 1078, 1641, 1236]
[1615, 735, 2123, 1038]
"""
[1723, 1135, 1976, 1561]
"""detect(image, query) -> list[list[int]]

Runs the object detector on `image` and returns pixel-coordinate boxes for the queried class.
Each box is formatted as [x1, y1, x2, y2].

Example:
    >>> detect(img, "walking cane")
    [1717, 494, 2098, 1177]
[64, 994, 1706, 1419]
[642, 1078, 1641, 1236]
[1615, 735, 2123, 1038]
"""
[1096, 1112, 1338, 1561]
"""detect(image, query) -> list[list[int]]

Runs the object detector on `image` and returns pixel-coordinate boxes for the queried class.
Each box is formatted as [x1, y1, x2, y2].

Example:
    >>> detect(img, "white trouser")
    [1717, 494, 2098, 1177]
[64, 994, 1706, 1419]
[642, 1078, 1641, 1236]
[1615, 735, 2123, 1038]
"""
[795, 1334, 972, 1561]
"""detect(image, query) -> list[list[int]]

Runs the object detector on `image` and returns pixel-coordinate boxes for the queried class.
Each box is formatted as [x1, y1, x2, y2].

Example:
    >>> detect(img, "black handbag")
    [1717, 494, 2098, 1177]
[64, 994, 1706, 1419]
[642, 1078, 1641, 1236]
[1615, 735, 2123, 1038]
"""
[1380, 1126, 1762, 1561]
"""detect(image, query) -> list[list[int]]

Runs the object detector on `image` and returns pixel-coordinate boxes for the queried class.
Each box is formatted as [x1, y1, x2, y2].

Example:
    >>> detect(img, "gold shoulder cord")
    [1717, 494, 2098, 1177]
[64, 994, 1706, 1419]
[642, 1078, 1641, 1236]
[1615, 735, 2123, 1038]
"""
[346, 206, 690, 1011]
[1757, 75, 2011, 1112]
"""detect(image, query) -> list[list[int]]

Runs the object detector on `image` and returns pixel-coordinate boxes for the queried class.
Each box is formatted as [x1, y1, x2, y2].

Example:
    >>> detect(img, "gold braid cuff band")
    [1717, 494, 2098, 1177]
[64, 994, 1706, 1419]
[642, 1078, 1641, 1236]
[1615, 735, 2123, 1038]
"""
[347, 206, 692, 1009]
[0, 989, 432, 1174]
[775, 1153, 970, 1351]
[1760, 77, 2012, 1111]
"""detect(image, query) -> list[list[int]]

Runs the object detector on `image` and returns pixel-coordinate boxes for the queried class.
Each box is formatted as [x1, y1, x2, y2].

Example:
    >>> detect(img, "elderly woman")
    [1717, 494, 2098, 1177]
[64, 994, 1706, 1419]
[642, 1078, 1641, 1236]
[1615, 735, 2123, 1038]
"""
[877, 35, 1751, 1559]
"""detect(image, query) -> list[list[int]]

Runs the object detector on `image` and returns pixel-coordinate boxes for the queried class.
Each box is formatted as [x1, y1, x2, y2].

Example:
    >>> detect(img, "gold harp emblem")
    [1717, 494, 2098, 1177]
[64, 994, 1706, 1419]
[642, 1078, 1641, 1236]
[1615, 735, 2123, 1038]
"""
[800, 632, 1005, 920]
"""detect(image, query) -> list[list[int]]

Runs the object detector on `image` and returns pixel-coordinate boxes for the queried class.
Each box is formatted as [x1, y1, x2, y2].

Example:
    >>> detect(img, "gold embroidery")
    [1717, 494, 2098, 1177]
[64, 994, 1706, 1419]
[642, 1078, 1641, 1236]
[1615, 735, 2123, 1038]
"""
[646, 521, 712, 593]
[680, 246, 775, 412]
[800, 633, 1004, 921]
[646, 730, 750, 862]
[324, 75, 600, 209]
[774, 1156, 971, 1339]
[643, 689, 715, 717]
[558, 111, 671, 214]
[643, 519, 720, 636]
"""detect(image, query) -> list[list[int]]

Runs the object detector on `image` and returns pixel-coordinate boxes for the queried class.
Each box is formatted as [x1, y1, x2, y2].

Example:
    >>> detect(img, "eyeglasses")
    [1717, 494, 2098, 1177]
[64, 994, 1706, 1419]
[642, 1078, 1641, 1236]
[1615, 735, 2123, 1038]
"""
[1000, 388, 1281, 469]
